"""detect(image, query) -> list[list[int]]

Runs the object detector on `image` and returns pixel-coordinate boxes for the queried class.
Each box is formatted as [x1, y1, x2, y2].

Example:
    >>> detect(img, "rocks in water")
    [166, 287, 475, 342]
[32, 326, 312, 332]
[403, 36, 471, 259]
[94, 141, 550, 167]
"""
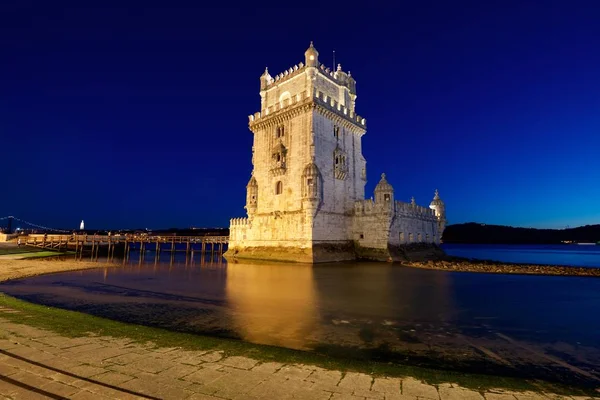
[405, 257, 600, 277]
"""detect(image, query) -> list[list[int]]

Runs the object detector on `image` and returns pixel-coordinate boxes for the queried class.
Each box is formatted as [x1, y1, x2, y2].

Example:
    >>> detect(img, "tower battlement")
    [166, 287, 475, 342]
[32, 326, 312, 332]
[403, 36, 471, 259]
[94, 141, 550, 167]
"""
[248, 89, 366, 128]
[229, 217, 249, 226]
[260, 60, 356, 93]
[353, 199, 436, 219]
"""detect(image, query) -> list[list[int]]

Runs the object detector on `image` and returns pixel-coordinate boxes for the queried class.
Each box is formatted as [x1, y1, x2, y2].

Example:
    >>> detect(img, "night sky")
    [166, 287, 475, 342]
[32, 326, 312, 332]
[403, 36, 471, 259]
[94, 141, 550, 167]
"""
[2, 1, 599, 230]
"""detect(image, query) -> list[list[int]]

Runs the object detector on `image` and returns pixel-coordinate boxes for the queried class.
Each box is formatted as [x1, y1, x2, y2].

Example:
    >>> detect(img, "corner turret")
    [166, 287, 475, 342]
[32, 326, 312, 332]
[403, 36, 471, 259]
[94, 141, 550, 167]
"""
[429, 189, 447, 237]
[304, 41, 319, 67]
[374, 173, 394, 206]
[260, 67, 273, 91]
[245, 175, 258, 216]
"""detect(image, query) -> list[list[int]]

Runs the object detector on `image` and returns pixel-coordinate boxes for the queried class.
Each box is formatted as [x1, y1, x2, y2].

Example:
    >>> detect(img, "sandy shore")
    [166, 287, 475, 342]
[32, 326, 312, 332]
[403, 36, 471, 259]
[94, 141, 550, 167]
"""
[0, 259, 119, 283]
[406, 257, 600, 277]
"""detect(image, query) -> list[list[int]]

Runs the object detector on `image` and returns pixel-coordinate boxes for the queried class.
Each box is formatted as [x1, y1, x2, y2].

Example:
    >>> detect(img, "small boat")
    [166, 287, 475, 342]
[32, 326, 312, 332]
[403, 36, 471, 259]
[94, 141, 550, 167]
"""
[577, 242, 596, 245]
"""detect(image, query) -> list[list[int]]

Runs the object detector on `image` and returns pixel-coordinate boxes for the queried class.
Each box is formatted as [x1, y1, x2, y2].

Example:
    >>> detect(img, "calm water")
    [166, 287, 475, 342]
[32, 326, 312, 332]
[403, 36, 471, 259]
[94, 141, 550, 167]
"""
[1, 244, 599, 387]
[443, 243, 600, 267]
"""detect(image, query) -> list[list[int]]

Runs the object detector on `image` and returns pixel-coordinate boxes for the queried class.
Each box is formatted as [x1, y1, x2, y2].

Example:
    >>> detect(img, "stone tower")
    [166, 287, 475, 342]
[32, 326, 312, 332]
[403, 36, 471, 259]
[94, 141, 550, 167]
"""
[226, 42, 368, 262]
[226, 43, 445, 263]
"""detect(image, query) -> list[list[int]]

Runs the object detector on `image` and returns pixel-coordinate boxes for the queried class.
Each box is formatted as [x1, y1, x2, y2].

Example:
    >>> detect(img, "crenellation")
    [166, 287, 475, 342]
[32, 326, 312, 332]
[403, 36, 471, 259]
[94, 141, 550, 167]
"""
[227, 42, 446, 263]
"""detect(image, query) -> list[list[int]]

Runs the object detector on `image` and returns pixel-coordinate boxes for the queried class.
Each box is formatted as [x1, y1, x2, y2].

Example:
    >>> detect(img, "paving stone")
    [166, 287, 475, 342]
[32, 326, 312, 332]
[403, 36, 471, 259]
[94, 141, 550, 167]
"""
[485, 393, 518, 400]
[157, 363, 200, 380]
[275, 364, 315, 381]
[512, 392, 552, 400]
[104, 351, 150, 365]
[338, 372, 374, 392]
[199, 351, 224, 363]
[64, 342, 107, 354]
[543, 394, 575, 400]
[92, 371, 136, 385]
[330, 393, 371, 400]
[0, 363, 19, 377]
[119, 377, 192, 399]
[69, 389, 114, 399]
[251, 361, 284, 374]
[6, 370, 54, 389]
[353, 388, 385, 399]
[129, 356, 176, 373]
[383, 394, 418, 400]
[245, 377, 308, 400]
[307, 369, 343, 385]
[5, 346, 56, 362]
[438, 385, 484, 400]
[39, 380, 81, 397]
[187, 393, 226, 400]
[220, 355, 259, 370]
[2, 387, 51, 400]
[68, 364, 107, 378]
[172, 350, 211, 366]
[286, 387, 333, 400]
[372, 377, 402, 394]
[401, 377, 439, 399]
[0, 378, 19, 397]
[183, 366, 230, 385]
[74, 347, 134, 365]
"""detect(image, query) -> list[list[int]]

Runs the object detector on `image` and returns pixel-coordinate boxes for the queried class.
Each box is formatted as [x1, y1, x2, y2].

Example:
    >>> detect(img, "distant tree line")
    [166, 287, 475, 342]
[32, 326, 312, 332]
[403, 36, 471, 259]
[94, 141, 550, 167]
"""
[442, 223, 600, 244]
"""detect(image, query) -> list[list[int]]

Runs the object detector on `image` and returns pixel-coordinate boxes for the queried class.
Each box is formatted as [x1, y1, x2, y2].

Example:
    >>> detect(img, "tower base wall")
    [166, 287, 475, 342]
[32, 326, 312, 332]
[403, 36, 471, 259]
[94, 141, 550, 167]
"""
[224, 241, 356, 263]
[225, 242, 445, 264]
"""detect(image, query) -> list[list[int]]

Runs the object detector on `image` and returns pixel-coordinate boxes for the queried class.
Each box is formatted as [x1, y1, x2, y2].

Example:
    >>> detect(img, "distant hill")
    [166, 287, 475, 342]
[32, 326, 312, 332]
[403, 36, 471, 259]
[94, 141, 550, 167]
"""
[442, 223, 600, 244]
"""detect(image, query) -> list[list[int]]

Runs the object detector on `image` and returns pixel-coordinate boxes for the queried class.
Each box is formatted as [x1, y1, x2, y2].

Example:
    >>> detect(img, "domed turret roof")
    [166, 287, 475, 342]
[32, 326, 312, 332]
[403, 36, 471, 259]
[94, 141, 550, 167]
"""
[304, 41, 319, 67]
[374, 173, 394, 192]
[272, 142, 286, 153]
[430, 189, 444, 207]
[302, 162, 321, 177]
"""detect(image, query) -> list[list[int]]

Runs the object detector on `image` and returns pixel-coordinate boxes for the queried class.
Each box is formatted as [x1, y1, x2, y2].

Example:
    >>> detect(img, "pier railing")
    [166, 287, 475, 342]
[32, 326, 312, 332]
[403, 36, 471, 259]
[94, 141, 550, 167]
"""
[23, 234, 229, 260]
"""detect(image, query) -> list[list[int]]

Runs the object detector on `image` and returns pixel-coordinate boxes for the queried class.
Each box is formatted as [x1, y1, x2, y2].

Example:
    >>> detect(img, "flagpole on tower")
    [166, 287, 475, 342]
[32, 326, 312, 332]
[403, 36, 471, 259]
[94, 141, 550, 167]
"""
[333, 50, 335, 71]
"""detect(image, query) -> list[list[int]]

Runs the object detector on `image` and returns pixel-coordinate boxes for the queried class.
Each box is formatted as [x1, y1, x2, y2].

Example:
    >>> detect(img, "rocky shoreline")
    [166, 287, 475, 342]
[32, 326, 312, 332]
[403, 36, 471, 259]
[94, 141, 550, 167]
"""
[405, 257, 600, 277]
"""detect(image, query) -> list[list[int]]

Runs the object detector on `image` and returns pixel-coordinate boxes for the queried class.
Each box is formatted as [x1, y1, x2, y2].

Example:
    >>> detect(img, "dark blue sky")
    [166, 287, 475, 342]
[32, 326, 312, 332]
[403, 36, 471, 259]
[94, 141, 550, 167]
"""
[1, 1, 599, 230]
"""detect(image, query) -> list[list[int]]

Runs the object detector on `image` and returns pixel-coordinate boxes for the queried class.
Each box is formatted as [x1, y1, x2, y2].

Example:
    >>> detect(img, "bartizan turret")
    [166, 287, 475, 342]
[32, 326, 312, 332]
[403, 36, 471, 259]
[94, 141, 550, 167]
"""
[429, 189, 447, 238]
[245, 175, 258, 216]
[304, 41, 319, 67]
[374, 173, 395, 213]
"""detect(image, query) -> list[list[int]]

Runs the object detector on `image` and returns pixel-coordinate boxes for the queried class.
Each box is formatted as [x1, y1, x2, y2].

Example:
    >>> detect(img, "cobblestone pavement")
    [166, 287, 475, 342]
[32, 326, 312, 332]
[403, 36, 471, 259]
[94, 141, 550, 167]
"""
[0, 311, 597, 399]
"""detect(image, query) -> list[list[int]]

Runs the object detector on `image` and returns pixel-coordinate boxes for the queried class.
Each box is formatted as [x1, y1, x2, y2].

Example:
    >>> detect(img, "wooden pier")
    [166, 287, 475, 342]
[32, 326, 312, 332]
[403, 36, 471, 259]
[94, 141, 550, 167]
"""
[23, 234, 228, 261]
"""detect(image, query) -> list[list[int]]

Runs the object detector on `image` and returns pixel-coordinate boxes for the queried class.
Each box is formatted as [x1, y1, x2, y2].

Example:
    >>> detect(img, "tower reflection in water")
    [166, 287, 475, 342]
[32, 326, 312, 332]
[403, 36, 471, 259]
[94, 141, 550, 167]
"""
[225, 261, 455, 353]
[225, 261, 319, 350]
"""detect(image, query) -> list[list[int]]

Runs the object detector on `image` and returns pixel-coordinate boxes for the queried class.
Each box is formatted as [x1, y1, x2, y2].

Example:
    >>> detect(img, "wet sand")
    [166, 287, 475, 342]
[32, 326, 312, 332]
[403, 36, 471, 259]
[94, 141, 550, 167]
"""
[0, 259, 119, 283]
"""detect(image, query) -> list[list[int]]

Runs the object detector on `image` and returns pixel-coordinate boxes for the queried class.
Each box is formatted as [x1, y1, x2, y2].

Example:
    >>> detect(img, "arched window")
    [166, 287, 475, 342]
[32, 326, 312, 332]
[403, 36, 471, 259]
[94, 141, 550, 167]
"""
[399, 232, 404, 243]
[408, 233, 414, 243]
[275, 126, 285, 138]
[275, 181, 283, 195]
[417, 233, 422, 242]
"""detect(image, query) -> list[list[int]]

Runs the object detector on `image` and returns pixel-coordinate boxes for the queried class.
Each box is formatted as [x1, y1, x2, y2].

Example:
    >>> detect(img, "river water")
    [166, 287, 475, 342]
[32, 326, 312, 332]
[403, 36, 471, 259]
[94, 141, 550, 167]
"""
[1, 244, 599, 387]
